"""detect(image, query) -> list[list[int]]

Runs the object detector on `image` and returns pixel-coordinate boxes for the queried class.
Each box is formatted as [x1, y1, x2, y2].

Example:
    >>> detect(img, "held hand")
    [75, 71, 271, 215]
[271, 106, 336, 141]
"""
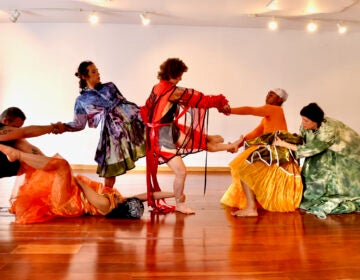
[273, 135, 296, 151]
[218, 104, 231, 115]
[226, 142, 237, 153]
[273, 136, 285, 147]
[226, 135, 244, 153]
[51, 122, 66, 134]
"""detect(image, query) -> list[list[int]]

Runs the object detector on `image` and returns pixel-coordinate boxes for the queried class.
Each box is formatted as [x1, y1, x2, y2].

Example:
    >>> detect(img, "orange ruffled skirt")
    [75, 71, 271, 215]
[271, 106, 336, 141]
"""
[9, 156, 108, 224]
[221, 146, 303, 212]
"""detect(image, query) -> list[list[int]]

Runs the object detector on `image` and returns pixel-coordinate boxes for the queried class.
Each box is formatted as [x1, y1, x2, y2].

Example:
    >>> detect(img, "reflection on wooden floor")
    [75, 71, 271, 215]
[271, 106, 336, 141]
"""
[1, 171, 359, 279]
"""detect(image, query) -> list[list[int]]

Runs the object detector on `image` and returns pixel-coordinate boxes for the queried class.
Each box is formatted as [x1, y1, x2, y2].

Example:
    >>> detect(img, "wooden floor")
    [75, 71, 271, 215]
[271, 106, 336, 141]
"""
[1, 171, 360, 280]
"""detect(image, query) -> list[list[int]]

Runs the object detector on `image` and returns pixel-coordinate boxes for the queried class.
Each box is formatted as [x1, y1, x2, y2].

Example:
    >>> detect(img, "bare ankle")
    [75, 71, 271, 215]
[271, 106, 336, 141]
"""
[176, 202, 195, 214]
[176, 193, 186, 203]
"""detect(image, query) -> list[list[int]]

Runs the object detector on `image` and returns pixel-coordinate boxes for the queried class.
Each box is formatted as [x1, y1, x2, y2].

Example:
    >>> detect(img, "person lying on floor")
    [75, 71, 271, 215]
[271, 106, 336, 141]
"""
[0, 144, 174, 224]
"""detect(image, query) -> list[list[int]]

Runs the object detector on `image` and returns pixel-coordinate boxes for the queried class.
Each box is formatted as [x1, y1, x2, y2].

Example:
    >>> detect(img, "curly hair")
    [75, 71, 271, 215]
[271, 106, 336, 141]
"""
[75, 60, 94, 91]
[157, 58, 188, 80]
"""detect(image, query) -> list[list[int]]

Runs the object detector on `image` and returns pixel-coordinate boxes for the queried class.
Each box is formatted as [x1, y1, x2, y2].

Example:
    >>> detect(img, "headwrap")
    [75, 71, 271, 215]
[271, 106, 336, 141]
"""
[271, 88, 288, 102]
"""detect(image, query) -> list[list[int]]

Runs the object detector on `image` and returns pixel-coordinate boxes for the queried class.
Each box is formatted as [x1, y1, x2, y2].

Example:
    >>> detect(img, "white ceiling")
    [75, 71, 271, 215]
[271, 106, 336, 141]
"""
[1, 0, 360, 31]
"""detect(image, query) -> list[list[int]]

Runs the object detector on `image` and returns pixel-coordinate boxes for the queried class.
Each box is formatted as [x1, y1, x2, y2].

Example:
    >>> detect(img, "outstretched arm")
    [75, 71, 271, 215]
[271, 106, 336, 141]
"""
[0, 122, 64, 141]
[230, 106, 269, 117]
[74, 177, 111, 214]
[273, 136, 297, 151]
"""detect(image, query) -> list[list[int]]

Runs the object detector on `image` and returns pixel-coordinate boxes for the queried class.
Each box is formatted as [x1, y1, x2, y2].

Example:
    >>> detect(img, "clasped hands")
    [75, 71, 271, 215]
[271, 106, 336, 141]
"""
[218, 104, 231, 115]
[50, 122, 66, 134]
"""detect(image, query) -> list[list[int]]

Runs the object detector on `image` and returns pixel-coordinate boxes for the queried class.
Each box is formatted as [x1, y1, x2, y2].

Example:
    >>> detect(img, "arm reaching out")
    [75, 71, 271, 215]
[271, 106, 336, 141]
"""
[74, 177, 112, 215]
[0, 122, 65, 141]
[273, 136, 297, 151]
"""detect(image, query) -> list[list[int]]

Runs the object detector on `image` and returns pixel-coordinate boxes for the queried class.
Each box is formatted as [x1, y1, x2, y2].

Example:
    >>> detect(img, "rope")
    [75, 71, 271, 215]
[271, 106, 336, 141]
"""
[203, 110, 209, 196]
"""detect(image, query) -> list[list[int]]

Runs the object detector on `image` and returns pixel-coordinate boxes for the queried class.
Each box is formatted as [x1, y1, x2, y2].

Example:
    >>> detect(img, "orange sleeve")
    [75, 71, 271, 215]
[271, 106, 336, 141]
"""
[231, 105, 287, 140]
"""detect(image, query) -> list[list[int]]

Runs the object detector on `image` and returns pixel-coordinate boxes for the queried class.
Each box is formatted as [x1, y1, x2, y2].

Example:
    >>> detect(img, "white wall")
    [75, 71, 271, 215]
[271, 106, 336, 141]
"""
[1, 23, 359, 167]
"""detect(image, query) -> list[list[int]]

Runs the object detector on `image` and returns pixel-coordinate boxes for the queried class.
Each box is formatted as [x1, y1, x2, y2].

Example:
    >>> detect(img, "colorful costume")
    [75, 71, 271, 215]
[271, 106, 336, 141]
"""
[65, 82, 145, 177]
[297, 117, 360, 219]
[9, 155, 124, 224]
[221, 105, 304, 212]
[141, 80, 229, 211]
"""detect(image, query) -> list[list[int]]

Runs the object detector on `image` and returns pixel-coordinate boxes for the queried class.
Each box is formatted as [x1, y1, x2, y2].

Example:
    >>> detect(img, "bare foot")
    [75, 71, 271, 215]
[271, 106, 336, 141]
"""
[227, 135, 244, 153]
[231, 208, 258, 217]
[0, 145, 20, 162]
[176, 203, 195, 214]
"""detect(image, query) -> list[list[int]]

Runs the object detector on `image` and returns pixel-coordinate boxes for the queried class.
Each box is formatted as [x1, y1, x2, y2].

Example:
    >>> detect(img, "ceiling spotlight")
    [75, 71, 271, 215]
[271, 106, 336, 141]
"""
[305, 5, 316, 14]
[337, 23, 347, 34]
[268, 18, 278, 31]
[89, 12, 99, 24]
[10, 9, 21, 23]
[307, 21, 318, 33]
[140, 13, 150, 26]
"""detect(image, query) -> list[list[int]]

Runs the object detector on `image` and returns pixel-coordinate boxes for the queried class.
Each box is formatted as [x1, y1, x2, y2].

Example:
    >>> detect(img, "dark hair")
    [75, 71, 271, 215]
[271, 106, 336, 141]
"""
[0, 107, 26, 123]
[75, 61, 94, 90]
[300, 102, 325, 127]
[105, 198, 144, 219]
[157, 58, 188, 80]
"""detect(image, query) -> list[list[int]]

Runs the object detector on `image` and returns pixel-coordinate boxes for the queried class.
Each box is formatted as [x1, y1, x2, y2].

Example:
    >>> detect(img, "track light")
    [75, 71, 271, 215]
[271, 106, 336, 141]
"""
[89, 12, 99, 25]
[10, 9, 21, 23]
[268, 18, 278, 31]
[307, 21, 318, 33]
[337, 23, 347, 34]
[140, 13, 150, 26]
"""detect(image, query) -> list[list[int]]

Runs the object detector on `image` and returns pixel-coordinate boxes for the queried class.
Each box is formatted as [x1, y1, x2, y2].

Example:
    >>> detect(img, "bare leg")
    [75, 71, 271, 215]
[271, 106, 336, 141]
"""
[0, 144, 51, 169]
[206, 135, 224, 143]
[104, 176, 116, 188]
[166, 156, 195, 214]
[131, 191, 175, 202]
[231, 181, 258, 217]
[0, 144, 19, 162]
[207, 135, 243, 153]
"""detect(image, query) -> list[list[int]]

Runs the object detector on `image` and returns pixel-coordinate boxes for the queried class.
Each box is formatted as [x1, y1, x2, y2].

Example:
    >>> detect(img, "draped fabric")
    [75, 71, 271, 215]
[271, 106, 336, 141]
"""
[245, 131, 303, 165]
[141, 80, 228, 212]
[296, 117, 360, 219]
[65, 82, 146, 178]
[9, 155, 123, 224]
[221, 131, 304, 212]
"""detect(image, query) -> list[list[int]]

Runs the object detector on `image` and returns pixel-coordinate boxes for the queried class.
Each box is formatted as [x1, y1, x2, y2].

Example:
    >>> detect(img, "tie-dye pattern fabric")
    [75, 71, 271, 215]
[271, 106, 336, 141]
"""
[296, 117, 360, 219]
[65, 82, 145, 177]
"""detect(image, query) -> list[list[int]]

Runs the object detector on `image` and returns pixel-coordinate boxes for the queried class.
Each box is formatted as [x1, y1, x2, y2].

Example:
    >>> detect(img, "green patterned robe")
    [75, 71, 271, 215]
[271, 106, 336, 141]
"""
[296, 117, 360, 219]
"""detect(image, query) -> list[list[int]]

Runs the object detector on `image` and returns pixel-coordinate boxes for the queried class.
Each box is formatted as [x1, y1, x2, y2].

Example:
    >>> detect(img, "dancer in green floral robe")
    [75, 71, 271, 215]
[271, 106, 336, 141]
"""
[274, 103, 360, 219]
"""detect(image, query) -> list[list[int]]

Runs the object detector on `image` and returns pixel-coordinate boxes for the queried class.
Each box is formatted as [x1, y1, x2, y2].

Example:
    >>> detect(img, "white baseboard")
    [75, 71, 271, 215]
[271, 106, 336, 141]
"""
[70, 164, 230, 173]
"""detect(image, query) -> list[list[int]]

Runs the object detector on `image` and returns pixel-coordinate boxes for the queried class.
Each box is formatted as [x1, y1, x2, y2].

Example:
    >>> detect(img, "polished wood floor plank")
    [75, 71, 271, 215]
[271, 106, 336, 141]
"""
[1, 171, 360, 279]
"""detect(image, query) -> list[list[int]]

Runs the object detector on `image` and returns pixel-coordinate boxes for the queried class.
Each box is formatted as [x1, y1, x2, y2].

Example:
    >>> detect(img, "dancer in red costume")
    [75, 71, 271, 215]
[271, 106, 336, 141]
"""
[141, 58, 242, 214]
